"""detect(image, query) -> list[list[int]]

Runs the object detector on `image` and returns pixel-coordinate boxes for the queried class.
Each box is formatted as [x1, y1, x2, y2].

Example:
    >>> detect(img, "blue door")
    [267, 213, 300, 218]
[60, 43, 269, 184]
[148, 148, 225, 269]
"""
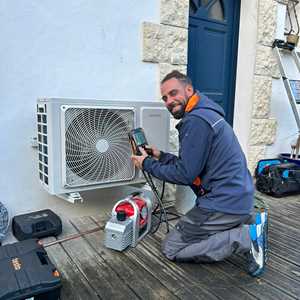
[187, 0, 241, 125]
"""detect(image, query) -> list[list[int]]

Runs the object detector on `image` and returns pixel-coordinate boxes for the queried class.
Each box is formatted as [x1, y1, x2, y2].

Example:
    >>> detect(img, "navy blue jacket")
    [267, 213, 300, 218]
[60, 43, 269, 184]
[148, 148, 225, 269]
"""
[143, 93, 254, 215]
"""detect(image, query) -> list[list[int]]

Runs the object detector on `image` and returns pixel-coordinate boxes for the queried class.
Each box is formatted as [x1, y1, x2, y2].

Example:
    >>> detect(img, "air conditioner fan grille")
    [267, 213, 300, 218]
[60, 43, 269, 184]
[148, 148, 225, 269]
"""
[64, 107, 134, 187]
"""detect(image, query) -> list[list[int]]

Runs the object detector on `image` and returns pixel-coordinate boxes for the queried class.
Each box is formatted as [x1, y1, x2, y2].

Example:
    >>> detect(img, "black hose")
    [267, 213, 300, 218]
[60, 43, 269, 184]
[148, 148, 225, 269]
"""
[142, 170, 170, 233]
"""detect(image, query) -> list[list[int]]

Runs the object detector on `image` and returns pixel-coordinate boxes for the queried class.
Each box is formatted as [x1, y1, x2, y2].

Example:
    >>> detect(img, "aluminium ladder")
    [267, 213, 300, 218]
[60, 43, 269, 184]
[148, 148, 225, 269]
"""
[272, 39, 300, 157]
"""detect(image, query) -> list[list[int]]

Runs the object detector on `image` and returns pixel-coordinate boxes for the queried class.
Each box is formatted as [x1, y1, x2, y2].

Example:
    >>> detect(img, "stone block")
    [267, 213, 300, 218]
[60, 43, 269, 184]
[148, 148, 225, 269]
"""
[257, 0, 277, 46]
[249, 118, 277, 145]
[252, 75, 272, 118]
[159, 63, 187, 82]
[160, 0, 189, 28]
[255, 45, 277, 77]
[142, 22, 188, 64]
[247, 145, 266, 174]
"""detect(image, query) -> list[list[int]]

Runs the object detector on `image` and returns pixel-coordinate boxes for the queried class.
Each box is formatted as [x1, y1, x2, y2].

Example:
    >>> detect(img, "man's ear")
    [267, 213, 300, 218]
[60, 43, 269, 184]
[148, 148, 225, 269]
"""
[185, 84, 194, 97]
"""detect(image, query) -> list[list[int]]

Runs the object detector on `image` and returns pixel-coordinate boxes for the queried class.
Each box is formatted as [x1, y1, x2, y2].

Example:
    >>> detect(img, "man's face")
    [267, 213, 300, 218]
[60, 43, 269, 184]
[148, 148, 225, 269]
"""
[160, 78, 194, 119]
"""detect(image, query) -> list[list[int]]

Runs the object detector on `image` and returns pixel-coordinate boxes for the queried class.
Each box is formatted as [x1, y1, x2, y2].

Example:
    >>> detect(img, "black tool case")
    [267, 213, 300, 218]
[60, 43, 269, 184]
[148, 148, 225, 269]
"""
[256, 162, 300, 197]
[12, 209, 62, 241]
[0, 239, 61, 300]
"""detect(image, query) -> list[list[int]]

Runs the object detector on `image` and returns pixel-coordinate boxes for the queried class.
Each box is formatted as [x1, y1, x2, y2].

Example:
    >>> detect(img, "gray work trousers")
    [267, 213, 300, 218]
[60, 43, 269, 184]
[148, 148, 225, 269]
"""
[162, 206, 253, 262]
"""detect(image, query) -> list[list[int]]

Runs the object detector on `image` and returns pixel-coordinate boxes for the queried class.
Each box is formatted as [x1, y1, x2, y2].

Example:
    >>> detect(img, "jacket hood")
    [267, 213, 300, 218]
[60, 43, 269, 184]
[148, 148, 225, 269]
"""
[193, 92, 225, 118]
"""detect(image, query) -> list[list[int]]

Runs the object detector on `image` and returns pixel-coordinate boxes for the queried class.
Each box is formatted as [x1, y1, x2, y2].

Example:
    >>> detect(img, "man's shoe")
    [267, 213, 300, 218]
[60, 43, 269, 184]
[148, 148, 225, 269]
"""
[260, 209, 269, 263]
[247, 210, 268, 277]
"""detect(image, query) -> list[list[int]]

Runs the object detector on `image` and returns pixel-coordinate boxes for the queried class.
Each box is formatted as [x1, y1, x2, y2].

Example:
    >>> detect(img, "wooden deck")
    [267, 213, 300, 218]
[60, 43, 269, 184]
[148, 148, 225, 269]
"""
[42, 193, 300, 300]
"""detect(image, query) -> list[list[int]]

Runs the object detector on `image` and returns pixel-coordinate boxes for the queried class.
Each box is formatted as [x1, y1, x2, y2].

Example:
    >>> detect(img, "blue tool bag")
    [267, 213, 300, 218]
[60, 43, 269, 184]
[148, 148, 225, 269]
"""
[255, 160, 300, 197]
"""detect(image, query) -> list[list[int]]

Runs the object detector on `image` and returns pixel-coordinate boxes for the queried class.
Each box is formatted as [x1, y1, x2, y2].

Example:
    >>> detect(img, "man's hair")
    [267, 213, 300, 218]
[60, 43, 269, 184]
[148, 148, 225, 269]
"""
[161, 70, 193, 86]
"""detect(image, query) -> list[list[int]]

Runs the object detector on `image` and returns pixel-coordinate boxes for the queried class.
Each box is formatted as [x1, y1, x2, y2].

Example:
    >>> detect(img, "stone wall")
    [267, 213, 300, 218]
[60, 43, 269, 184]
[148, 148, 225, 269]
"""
[142, 0, 189, 80]
[142, 0, 189, 151]
[247, 0, 279, 172]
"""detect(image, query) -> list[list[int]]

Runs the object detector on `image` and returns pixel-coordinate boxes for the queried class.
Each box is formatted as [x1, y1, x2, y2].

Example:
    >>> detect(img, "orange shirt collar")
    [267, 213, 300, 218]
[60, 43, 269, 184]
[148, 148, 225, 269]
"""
[185, 93, 200, 112]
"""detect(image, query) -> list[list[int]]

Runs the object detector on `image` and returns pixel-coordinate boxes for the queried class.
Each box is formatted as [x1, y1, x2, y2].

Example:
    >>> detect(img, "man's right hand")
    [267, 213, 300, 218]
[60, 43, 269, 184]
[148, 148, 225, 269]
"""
[145, 145, 161, 160]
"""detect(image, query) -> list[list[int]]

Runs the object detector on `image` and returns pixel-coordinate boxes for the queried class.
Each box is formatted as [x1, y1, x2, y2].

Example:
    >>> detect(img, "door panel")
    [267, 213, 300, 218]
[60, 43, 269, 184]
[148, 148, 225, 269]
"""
[188, 0, 240, 124]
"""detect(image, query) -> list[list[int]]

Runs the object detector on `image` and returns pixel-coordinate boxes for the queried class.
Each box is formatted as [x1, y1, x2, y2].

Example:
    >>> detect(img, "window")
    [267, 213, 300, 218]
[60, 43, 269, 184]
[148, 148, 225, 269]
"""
[190, 0, 224, 21]
[208, 0, 224, 21]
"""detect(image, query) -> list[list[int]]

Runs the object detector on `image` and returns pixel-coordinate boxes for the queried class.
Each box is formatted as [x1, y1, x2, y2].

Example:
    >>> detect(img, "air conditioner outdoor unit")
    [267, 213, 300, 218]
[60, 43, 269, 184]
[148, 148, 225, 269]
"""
[36, 98, 170, 203]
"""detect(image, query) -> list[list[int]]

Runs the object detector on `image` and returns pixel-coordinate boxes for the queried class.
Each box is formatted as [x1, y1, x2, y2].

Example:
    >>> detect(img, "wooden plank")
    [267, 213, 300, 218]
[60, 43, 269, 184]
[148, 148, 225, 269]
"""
[268, 253, 300, 283]
[272, 206, 300, 219]
[285, 202, 300, 211]
[70, 216, 179, 300]
[127, 239, 222, 300]
[91, 215, 221, 300]
[269, 228, 300, 250]
[41, 236, 100, 300]
[132, 226, 257, 300]
[56, 218, 140, 300]
[152, 209, 299, 300]
[269, 220, 300, 241]
[269, 239, 300, 266]
[270, 211, 300, 227]
[256, 193, 300, 207]
[152, 228, 295, 300]
[269, 223, 300, 243]
[145, 236, 256, 300]
[227, 254, 300, 299]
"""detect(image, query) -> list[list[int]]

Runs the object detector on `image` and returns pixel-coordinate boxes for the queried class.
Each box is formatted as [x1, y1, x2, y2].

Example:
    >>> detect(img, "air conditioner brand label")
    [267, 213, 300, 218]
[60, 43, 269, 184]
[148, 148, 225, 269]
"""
[148, 114, 161, 118]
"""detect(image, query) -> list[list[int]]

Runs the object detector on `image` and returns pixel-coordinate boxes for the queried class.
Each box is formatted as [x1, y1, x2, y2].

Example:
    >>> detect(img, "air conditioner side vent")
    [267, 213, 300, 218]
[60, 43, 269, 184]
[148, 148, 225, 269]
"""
[37, 103, 49, 186]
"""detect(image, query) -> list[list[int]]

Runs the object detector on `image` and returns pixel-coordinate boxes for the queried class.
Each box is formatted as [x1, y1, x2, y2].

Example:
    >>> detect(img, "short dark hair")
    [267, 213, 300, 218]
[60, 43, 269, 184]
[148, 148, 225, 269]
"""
[161, 70, 193, 86]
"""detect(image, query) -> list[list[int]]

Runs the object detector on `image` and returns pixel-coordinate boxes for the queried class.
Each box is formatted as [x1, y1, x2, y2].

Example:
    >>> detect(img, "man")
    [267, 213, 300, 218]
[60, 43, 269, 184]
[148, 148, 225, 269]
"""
[131, 70, 268, 277]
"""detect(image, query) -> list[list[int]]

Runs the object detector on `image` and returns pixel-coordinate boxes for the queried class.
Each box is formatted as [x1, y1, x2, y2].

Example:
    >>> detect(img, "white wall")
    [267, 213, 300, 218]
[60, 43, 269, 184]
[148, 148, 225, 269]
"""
[233, 0, 258, 158]
[266, 55, 300, 157]
[266, 3, 300, 157]
[0, 1, 160, 219]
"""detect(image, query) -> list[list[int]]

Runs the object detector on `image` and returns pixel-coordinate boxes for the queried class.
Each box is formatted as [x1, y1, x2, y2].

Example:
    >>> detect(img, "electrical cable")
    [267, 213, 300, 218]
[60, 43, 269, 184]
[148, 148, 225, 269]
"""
[140, 157, 183, 233]
[149, 178, 165, 234]
[142, 170, 170, 233]
[128, 131, 180, 234]
[141, 171, 163, 233]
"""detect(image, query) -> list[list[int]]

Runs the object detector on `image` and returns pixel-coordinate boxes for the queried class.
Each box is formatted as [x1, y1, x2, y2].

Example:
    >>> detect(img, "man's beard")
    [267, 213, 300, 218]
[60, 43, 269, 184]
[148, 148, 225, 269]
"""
[168, 103, 185, 119]
[167, 96, 189, 119]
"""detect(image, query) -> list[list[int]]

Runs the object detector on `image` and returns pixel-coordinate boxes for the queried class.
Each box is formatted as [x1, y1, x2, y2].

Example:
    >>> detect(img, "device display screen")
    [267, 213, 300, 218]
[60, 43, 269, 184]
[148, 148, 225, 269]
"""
[133, 130, 147, 146]
[129, 128, 153, 155]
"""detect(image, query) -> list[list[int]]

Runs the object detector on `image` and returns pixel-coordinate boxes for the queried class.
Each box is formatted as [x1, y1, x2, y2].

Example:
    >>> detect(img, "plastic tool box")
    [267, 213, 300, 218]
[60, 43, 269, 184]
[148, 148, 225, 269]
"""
[0, 239, 61, 300]
[12, 209, 62, 241]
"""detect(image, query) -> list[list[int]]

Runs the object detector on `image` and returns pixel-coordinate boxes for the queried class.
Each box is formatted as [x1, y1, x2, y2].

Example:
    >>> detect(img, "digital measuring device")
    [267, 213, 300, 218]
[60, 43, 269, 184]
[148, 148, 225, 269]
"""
[128, 127, 153, 155]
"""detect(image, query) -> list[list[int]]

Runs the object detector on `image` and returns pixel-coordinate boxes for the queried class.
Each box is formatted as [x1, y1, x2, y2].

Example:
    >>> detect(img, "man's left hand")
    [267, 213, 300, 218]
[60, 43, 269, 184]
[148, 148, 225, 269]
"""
[131, 147, 149, 169]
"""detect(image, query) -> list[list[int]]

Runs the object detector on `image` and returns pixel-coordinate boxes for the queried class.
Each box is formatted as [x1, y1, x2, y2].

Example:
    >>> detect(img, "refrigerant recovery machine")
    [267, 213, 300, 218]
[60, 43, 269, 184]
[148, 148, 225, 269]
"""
[104, 192, 153, 251]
